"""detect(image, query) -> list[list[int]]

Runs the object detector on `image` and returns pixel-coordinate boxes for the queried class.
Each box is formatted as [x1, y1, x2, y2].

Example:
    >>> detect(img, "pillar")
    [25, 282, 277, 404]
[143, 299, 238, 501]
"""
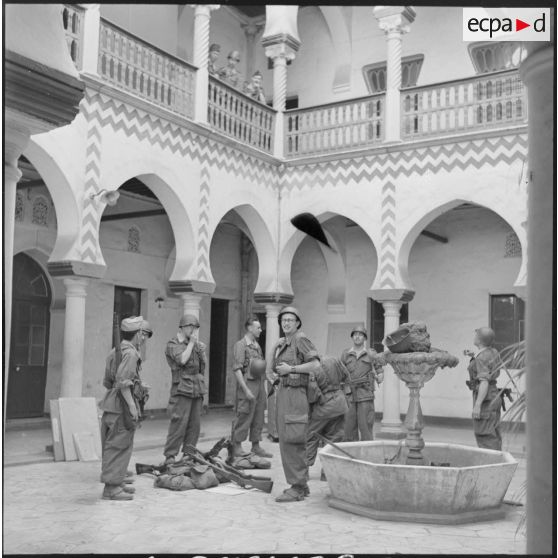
[242, 22, 265, 78]
[79, 3, 100, 75]
[373, 6, 416, 143]
[264, 302, 282, 439]
[192, 4, 220, 124]
[520, 44, 554, 555]
[60, 277, 89, 397]
[180, 292, 203, 319]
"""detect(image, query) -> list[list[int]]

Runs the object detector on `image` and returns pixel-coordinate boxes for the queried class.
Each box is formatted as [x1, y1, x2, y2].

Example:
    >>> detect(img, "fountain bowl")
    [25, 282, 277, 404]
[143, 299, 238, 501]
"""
[319, 441, 518, 524]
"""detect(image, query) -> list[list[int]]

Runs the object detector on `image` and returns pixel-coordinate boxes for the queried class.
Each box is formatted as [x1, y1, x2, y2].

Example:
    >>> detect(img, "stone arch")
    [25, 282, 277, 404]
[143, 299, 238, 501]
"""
[397, 198, 526, 290]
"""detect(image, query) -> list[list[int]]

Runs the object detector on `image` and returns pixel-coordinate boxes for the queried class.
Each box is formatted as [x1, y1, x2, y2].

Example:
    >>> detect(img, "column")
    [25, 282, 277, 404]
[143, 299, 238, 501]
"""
[180, 292, 203, 319]
[520, 44, 553, 555]
[264, 303, 282, 439]
[192, 4, 220, 124]
[242, 22, 265, 78]
[380, 301, 405, 437]
[60, 277, 89, 397]
[373, 6, 416, 143]
[79, 3, 100, 75]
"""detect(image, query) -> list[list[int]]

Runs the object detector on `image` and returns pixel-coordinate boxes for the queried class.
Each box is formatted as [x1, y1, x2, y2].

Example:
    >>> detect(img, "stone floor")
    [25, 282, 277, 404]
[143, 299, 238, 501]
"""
[4, 411, 527, 555]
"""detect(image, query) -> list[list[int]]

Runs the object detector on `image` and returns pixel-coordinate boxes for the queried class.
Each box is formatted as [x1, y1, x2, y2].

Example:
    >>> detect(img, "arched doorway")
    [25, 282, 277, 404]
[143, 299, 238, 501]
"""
[7, 253, 52, 418]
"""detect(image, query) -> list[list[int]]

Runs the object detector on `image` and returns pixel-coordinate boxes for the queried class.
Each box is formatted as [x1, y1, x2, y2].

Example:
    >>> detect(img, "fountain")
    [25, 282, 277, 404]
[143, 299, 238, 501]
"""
[319, 322, 518, 524]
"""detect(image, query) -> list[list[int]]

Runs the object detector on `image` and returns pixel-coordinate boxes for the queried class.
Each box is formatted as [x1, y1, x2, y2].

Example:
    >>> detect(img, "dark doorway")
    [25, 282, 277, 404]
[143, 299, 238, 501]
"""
[113, 285, 142, 347]
[490, 294, 525, 353]
[7, 253, 52, 418]
[209, 298, 229, 404]
[368, 299, 409, 353]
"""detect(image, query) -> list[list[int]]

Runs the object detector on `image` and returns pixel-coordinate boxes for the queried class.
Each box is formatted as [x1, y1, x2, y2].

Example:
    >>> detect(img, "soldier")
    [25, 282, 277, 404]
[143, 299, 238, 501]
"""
[270, 306, 321, 502]
[243, 71, 266, 103]
[217, 50, 242, 88]
[466, 327, 503, 450]
[340, 326, 384, 441]
[162, 314, 207, 466]
[208, 43, 221, 75]
[100, 316, 150, 500]
[305, 355, 350, 473]
[230, 317, 273, 459]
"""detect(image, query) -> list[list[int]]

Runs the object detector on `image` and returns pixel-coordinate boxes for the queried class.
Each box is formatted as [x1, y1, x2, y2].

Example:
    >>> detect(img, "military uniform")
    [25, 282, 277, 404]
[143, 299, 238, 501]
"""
[468, 347, 502, 450]
[163, 336, 207, 459]
[341, 347, 381, 441]
[100, 339, 142, 490]
[231, 336, 266, 445]
[306, 356, 349, 467]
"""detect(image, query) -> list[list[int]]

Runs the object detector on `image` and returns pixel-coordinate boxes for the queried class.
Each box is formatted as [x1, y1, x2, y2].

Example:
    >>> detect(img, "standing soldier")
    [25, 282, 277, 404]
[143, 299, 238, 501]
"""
[100, 316, 151, 500]
[270, 306, 321, 502]
[162, 314, 207, 466]
[466, 327, 503, 450]
[230, 317, 273, 460]
[340, 326, 384, 441]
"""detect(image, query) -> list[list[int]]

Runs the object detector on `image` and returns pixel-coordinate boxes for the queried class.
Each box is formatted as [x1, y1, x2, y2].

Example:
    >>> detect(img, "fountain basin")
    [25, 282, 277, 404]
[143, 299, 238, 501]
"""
[318, 441, 518, 524]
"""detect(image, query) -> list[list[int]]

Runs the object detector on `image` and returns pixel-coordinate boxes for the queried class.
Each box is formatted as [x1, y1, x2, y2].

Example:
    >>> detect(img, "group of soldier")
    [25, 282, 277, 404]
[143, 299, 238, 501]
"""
[99, 307, 504, 503]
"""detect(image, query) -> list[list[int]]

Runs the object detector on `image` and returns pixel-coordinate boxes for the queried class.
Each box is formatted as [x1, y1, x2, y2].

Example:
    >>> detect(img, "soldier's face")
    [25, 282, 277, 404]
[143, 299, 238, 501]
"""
[249, 321, 262, 338]
[281, 314, 298, 334]
[210, 50, 219, 62]
[352, 332, 365, 346]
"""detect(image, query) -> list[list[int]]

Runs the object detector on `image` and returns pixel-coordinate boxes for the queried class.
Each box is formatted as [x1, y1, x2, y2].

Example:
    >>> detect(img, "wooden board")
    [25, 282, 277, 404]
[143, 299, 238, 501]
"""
[58, 397, 102, 462]
[49, 399, 65, 462]
[73, 431, 100, 461]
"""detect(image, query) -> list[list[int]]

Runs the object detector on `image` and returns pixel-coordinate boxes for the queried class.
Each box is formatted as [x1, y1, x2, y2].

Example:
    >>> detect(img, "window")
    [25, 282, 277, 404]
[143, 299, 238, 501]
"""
[363, 54, 424, 94]
[504, 232, 522, 258]
[490, 295, 525, 353]
[468, 42, 525, 74]
[32, 196, 49, 227]
[113, 286, 142, 347]
[368, 299, 409, 353]
[127, 226, 141, 253]
[15, 192, 24, 221]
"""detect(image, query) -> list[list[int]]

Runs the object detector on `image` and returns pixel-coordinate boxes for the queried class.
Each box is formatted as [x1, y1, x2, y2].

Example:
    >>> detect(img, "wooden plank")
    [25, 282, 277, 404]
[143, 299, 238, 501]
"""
[58, 397, 102, 462]
[49, 399, 65, 462]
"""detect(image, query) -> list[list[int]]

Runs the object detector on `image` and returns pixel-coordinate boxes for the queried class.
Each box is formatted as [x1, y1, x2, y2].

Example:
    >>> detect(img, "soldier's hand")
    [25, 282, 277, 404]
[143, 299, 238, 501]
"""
[177, 330, 186, 343]
[244, 388, 256, 401]
[472, 406, 481, 419]
[129, 405, 140, 421]
[276, 362, 291, 376]
[197, 341, 206, 352]
[376, 372, 384, 384]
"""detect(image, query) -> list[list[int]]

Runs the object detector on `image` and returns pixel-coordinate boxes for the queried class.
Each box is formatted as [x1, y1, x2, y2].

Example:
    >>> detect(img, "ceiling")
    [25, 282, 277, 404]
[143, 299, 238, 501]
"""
[230, 4, 267, 18]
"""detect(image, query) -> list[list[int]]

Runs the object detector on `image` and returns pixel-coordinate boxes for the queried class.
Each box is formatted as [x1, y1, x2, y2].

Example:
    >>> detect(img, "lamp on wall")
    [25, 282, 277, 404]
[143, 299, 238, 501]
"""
[155, 296, 165, 308]
[89, 189, 120, 206]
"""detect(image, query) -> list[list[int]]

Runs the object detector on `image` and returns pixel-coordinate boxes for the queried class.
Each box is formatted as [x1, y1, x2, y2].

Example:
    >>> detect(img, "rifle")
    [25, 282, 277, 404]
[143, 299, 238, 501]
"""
[267, 377, 280, 399]
[202, 437, 230, 460]
[183, 444, 273, 493]
[135, 462, 168, 476]
[314, 432, 357, 460]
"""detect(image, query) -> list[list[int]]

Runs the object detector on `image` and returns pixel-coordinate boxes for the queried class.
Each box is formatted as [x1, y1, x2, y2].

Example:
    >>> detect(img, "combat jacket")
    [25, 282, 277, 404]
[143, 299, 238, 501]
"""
[232, 336, 264, 381]
[100, 340, 141, 414]
[273, 330, 320, 387]
[311, 356, 350, 420]
[341, 348, 380, 403]
[166, 336, 207, 399]
[467, 347, 501, 408]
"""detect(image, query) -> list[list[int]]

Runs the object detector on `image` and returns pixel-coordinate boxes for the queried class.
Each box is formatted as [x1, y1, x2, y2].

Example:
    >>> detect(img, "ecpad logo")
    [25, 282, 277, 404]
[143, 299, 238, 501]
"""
[463, 8, 550, 42]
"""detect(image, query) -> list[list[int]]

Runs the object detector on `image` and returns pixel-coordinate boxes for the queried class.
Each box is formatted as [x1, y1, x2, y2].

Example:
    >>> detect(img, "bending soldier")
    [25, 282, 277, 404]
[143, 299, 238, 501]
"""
[230, 317, 273, 459]
[271, 306, 321, 502]
[162, 314, 207, 465]
[340, 326, 384, 441]
[466, 327, 503, 450]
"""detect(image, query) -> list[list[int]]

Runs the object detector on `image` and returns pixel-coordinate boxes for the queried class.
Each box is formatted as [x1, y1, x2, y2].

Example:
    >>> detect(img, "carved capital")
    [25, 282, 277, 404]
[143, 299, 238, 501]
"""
[369, 288, 415, 304]
[242, 22, 265, 41]
[193, 4, 220, 17]
[168, 279, 216, 295]
[373, 6, 416, 37]
[262, 33, 300, 61]
[254, 292, 294, 305]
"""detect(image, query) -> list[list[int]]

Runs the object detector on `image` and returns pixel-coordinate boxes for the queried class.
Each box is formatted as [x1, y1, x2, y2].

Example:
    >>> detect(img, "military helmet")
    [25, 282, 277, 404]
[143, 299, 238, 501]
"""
[179, 314, 200, 328]
[278, 306, 302, 330]
[351, 325, 368, 339]
[141, 320, 153, 338]
[249, 358, 267, 378]
[475, 327, 496, 347]
[121, 316, 143, 332]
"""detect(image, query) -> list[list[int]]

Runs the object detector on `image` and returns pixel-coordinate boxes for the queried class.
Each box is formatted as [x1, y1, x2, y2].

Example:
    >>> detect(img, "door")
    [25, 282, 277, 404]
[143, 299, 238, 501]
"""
[490, 294, 525, 353]
[209, 298, 229, 404]
[7, 253, 52, 418]
[112, 285, 142, 347]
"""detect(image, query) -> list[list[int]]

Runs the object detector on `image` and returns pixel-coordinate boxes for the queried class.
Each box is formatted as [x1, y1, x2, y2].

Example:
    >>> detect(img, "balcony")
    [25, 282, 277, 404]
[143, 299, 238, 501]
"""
[62, 5, 527, 161]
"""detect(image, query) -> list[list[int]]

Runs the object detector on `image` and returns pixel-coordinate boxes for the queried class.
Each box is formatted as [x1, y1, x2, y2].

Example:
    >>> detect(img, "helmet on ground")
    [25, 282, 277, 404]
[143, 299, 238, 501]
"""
[278, 306, 302, 329]
[249, 358, 267, 378]
[180, 314, 200, 328]
[141, 320, 153, 338]
[351, 325, 368, 339]
[475, 327, 496, 347]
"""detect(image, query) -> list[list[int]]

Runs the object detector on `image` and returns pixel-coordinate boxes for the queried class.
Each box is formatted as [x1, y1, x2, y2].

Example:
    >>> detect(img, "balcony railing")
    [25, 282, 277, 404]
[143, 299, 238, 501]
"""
[208, 76, 275, 154]
[401, 69, 526, 139]
[98, 19, 196, 118]
[62, 4, 84, 70]
[284, 94, 384, 158]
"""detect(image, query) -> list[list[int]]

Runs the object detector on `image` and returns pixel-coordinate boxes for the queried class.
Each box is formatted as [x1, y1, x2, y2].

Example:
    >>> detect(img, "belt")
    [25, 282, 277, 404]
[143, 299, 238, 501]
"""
[349, 377, 372, 386]
[322, 385, 341, 394]
[280, 373, 309, 388]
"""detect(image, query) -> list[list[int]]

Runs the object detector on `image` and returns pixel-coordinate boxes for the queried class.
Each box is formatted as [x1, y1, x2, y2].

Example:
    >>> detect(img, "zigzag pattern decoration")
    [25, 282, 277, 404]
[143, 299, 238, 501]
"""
[79, 91, 104, 263]
[85, 90, 280, 190]
[197, 164, 211, 281]
[281, 134, 528, 191]
[380, 181, 397, 289]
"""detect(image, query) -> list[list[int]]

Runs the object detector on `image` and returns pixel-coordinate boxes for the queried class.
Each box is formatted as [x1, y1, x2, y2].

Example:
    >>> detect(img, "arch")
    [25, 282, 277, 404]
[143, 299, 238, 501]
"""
[397, 198, 526, 290]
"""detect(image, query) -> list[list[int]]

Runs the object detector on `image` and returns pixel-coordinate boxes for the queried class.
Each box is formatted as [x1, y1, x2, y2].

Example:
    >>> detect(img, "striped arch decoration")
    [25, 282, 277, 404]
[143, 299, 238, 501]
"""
[197, 163, 211, 281]
[379, 181, 397, 289]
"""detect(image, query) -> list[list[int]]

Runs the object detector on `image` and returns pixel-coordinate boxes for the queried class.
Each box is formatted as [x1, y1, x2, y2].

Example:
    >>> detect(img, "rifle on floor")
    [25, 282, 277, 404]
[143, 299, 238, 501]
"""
[314, 432, 357, 460]
[183, 444, 273, 493]
[135, 462, 168, 476]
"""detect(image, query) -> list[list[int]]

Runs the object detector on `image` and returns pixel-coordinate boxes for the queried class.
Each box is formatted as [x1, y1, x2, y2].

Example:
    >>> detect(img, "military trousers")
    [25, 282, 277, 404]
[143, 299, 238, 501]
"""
[164, 395, 203, 457]
[306, 413, 345, 467]
[276, 384, 309, 488]
[344, 398, 375, 441]
[473, 408, 502, 450]
[231, 377, 266, 443]
[100, 411, 135, 486]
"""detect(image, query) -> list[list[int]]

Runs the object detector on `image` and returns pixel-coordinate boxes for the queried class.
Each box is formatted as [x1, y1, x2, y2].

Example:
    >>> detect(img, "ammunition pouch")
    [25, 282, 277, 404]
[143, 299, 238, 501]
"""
[281, 373, 309, 388]
[154, 474, 196, 491]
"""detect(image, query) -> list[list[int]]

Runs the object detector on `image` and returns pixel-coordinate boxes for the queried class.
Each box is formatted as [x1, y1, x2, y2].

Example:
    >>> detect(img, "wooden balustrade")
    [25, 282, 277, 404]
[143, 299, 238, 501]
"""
[62, 4, 84, 69]
[98, 19, 196, 118]
[401, 69, 526, 139]
[208, 77, 275, 154]
[284, 95, 384, 158]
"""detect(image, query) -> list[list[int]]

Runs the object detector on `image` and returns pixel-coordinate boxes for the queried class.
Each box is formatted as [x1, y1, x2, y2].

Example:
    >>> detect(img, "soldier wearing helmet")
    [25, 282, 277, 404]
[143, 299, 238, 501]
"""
[230, 316, 273, 462]
[466, 327, 502, 450]
[271, 306, 321, 502]
[162, 314, 207, 465]
[340, 325, 384, 441]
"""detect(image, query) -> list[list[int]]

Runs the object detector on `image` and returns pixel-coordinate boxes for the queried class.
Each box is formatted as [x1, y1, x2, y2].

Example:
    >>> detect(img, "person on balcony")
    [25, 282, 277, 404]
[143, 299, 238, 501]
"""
[243, 71, 266, 104]
[340, 326, 384, 441]
[218, 50, 242, 88]
[208, 43, 221, 75]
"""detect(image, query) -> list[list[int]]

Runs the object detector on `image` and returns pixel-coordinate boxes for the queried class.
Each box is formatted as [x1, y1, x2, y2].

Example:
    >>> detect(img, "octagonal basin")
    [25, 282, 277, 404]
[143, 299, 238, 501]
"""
[318, 441, 518, 524]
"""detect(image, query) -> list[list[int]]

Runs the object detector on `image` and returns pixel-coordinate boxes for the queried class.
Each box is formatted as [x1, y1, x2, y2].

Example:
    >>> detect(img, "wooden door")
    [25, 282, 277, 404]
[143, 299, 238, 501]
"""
[209, 298, 229, 404]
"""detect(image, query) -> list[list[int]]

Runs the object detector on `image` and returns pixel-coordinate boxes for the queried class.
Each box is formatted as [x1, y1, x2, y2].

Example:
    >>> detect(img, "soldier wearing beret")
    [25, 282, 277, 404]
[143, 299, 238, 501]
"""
[100, 316, 151, 500]
[208, 43, 221, 75]
[162, 314, 207, 465]
[218, 50, 242, 88]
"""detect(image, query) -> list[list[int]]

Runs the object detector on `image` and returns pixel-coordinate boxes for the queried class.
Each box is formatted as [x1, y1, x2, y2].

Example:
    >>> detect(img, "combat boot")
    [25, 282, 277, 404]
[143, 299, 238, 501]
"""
[275, 486, 305, 502]
[121, 484, 136, 494]
[251, 443, 273, 458]
[102, 485, 133, 501]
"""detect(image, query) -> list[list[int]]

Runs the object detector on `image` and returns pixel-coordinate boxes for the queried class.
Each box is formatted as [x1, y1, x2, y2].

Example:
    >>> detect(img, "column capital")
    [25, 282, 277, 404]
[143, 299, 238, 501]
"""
[369, 288, 415, 304]
[373, 6, 416, 36]
[47, 260, 106, 279]
[193, 4, 220, 16]
[168, 279, 216, 295]
[262, 34, 300, 61]
[254, 292, 294, 306]
[62, 276, 89, 296]
[242, 21, 265, 40]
